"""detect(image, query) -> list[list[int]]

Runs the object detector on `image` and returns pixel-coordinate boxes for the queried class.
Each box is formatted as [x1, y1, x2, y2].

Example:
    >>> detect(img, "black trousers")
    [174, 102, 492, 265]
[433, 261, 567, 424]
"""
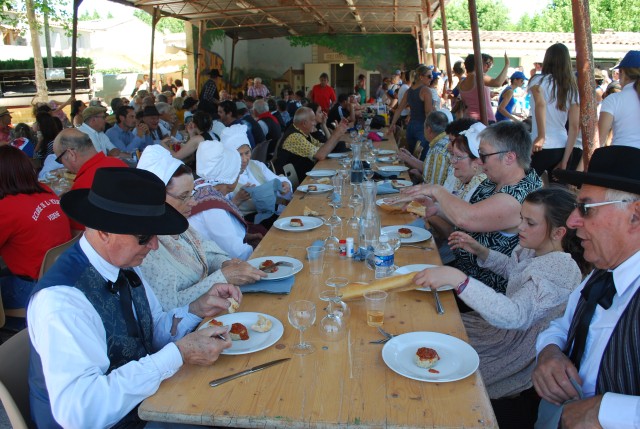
[531, 148, 565, 178]
[491, 386, 541, 429]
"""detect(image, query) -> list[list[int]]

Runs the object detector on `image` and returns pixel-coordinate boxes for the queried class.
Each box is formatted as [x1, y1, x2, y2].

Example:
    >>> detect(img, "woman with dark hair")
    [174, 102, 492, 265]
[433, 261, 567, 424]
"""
[0, 146, 71, 315]
[34, 112, 62, 160]
[459, 52, 510, 122]
[165, 110, 213, 161]
[414, 187, 587, 427]
[70, 100, 86, 127]
[529, 43, 580, 175]
[598, 50, 640, 148]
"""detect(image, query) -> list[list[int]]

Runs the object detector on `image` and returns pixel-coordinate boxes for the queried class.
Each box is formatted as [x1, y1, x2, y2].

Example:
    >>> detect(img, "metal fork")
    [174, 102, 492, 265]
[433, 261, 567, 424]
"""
[433, 290, 445, 315]
[400, 244, 434, 251]
[299, 190, 310, 200]
[377, 326, 395, 339]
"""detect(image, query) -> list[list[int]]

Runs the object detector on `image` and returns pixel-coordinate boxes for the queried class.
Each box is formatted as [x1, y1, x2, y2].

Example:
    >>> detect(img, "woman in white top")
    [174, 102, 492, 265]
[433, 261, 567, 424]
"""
[598, 50, 640, 149]
[529, 43, 580, 176]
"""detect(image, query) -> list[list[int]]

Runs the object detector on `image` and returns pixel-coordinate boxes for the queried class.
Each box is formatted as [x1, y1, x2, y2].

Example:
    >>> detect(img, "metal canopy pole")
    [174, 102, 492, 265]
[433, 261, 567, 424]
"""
[229, 35, 238, 93]
[571, 0, 599, 166]
[70, 0, 82, 99]
[424, 2, 437, 66]
[413, 25, 422, 64]
[149, 7, 160, 94]
[197, 21, 205, 94]
[439, 0, 453, 91]
[467, 0, 488, 124]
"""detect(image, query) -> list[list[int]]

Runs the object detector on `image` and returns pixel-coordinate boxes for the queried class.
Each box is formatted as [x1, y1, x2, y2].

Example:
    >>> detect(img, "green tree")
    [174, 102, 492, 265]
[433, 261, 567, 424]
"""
[434, 0, 513, 31]
[133, 9, 184, 33]
[515, 0, 640, 32]
[287, 34, 418, 73]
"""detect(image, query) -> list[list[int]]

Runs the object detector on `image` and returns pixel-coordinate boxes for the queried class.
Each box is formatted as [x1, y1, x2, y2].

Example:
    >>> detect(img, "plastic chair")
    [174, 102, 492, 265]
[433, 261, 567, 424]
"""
[282, 163, 299, 189]
[0, 329, 34, 429]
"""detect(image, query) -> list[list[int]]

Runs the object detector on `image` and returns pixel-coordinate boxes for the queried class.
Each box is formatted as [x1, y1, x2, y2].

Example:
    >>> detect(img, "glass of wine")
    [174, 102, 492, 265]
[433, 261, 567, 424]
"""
[288, 300, 316, 355]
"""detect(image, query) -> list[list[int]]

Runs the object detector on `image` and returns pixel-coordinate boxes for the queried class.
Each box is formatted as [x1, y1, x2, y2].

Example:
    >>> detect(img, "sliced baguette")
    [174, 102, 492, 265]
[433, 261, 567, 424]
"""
[341, 273, 419, 301]
[406, 201, 427, 217]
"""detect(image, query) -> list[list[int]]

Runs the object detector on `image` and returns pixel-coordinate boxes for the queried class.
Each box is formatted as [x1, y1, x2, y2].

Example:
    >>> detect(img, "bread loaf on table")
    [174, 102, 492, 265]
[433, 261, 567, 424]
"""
[377, 200, 405, 214]
[406, 201, 426, 217]
[341, 273, 419, 301]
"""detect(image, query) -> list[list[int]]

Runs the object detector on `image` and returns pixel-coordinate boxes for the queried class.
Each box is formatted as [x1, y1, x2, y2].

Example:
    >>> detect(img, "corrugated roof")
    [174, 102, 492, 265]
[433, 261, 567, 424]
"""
[432, 30, 640, 46]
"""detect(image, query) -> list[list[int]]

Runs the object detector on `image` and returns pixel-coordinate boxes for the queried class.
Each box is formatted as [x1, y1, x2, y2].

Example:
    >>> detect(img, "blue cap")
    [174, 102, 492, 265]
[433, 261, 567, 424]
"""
[510, 71, 528, 81]
[614, 50, 640, 69]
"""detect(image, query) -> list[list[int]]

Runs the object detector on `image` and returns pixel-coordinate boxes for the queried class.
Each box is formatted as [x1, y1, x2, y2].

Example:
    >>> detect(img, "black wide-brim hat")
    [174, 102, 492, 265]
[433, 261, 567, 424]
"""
[61, 167, 188, 235]
[553, 146, 640, 194]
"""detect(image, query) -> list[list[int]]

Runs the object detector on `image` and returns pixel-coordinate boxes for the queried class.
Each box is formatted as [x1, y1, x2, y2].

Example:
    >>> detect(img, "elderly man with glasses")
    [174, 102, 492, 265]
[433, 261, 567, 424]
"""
[27, 167, 241, 428]
[533, 145, 640, 429]
[76, 106, 122, 157]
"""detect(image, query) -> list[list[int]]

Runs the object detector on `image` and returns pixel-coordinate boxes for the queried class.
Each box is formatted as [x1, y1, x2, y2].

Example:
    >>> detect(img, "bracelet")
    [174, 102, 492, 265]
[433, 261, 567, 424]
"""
[455, 277, 470, 295]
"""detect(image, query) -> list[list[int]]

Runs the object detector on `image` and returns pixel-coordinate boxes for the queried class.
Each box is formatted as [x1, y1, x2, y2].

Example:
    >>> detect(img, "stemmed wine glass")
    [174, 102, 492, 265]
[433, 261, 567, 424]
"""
[288, 300, 316, 355]
[324, 200, 342, 251]
[364, 169, 375, 181]
[325, 277, 350, 320]
[318, 290, 347, 341]
[348, 185, 363, 229]
[383, 231, 401, 252]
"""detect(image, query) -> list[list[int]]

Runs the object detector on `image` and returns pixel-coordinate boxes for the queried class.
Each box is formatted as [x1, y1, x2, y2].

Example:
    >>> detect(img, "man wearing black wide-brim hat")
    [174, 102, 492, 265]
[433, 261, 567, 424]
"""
[533, 145, 640, 428]
[27, 167, 241, 428]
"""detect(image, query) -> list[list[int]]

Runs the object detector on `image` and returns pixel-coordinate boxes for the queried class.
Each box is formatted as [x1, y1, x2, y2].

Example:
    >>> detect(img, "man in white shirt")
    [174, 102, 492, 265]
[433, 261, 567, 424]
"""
[28, 167, 241, 428]
[76, 106, 121, 156]
[533, 145, 640, 429]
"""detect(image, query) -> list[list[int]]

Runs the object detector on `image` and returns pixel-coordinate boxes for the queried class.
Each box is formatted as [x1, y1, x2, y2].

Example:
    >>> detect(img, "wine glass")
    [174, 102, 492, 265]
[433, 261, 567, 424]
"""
[383, 231, 401, 252]
[318, 290, 347, 341]
[349, 129, 358, 142]
[324, 202, 342, 251]
[288, 300, 316, 355]
[348, 186, 363, 229]
[364, 169, 375, 181]
[325, 277, 351, 320]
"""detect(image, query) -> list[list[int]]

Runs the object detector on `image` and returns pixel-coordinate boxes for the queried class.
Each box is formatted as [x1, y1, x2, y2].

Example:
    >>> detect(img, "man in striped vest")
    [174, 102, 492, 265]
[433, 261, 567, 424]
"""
[533, 145, 640, 429]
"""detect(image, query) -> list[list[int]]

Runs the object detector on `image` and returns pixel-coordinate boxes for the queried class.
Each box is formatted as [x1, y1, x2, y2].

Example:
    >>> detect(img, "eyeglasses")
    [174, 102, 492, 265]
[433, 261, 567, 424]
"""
[478, 150, 509, 163]
[167, 189, 196, 203]
[134, 234, 154, 246]
[449, 154, 470, 163]
[574, 200, 631, 217]
[55, 149, 68, 164]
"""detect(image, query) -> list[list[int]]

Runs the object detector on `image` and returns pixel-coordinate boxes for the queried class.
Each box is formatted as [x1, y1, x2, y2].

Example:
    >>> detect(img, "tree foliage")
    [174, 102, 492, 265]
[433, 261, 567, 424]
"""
[433, 0, 513, 31]
[287, 34, 419, 73]
[133, 9, 185, 34]
[515, 0, 640, 32]
[0, 0, 72, 33]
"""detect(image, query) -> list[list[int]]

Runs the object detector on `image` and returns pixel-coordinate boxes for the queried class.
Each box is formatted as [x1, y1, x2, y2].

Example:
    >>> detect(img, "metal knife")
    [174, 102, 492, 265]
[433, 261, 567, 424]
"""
[209, 358, 291, 387]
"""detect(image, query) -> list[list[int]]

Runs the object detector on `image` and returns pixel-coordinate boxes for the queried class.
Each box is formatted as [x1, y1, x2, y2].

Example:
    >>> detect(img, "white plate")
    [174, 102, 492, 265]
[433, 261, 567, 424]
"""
[376, 179, 412, 190]
[377, 149, 396, 155]
[306, 169, 336, 178]
[298, 184, 334, 193]
[381, 225, 432, 243]
[394, 264, 454, 291]
[247, 256, 303, 280]
[378, 165, 409, 173]
[382, 332, 479, 382]
[274, 216, 324, 232]
[377, 156, 395, 162]
[198, 312, 284, 355]
[327, 153, 348, 159]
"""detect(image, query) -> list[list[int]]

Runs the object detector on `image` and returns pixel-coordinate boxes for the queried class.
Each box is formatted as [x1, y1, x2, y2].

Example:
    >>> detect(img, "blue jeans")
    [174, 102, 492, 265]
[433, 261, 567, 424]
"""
[405, 120, 428, 156]
[1, 274, 36, 309]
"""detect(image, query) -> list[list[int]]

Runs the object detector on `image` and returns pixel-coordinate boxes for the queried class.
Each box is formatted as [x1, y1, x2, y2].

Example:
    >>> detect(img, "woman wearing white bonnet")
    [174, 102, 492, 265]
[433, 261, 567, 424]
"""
[189, 130, 266, 260]
[224, 124, 292, 226]
[136, 144, 265, 309]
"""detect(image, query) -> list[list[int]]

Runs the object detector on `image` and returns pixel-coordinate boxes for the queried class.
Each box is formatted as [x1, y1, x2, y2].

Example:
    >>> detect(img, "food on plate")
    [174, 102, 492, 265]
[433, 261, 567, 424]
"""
[390, 180, 408, 190]
[414, 347, 440, 369]
[251, 314, 273, 333]
[304, 206, 319, 216]
[398, 227, 413, 239]
[259, 259, 279, 273]
[227, 297, 240, 313]
[290, 218, 304, 227]
[316, 177, 331, 185]
[207, 318, 223, 327]
[406, 201, 427, 217]
[229, 322, 250, 341]
[307, 185, 318, 191]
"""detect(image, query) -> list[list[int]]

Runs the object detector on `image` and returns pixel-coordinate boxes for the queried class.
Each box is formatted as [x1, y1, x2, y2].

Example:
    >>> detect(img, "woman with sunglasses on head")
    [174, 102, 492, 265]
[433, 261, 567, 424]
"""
[413, 187, 589, 428]
[137, 145, 266, 310]
[459, 52, 510, 123]
[0, 146, 71, 326]
[529, 43, 580, 175]
[393, 121, 542, 294]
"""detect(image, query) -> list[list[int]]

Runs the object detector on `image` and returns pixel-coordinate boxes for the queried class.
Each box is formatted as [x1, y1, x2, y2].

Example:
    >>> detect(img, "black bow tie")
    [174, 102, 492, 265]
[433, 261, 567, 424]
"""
[107, 269, 142, 294]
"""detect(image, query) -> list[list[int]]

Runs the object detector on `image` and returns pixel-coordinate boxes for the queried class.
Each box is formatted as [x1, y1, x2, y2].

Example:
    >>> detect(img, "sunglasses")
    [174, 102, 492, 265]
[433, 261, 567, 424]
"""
[574, 200, 630, 217]
[134, 234, 154, 246]
[478, 150, 509, 163]
[55, 149, 68, 164]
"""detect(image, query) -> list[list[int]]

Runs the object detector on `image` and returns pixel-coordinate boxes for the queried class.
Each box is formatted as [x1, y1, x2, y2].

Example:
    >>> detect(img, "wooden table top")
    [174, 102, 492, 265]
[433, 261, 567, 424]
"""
[139, 139, 497, 428]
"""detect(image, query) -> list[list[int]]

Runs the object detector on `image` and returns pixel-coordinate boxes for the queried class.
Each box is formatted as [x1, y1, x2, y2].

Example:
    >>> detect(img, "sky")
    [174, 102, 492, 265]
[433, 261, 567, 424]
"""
[77, 0, 551, 24]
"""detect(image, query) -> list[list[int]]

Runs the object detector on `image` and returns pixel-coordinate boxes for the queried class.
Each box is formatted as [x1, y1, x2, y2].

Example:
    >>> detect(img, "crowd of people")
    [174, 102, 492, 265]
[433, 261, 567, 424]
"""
[0, 46, 638, 429]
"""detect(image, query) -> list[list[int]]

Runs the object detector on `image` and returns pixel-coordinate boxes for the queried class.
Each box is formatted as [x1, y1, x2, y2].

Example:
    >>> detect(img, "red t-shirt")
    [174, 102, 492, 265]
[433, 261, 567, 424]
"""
[70, 152, 127, 230]
[310, 84, 337, 112]
[0, 186, 72, 279]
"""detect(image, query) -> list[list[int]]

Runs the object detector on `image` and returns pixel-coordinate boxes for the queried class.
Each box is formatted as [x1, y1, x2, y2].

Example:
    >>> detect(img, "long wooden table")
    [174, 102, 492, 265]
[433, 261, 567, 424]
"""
[139, 139, 498, 428]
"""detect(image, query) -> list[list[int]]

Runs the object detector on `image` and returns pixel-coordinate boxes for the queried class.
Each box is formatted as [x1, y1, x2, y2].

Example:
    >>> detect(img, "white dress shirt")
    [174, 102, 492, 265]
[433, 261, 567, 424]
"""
[536, 249, 640, 429]
[77, 123, 117, 155]
[27, 236, 202, 429]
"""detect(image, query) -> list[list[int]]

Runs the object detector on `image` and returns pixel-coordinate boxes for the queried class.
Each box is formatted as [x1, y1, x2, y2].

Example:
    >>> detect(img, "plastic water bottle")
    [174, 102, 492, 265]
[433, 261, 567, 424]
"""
[374, 235, 395, 279]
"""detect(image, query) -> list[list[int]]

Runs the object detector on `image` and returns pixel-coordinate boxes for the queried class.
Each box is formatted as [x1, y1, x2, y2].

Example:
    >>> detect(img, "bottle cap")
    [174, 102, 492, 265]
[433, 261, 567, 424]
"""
[346, 237, 354, 243]
[379, 235, 389, 243]
[339, 239, 346, 244]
